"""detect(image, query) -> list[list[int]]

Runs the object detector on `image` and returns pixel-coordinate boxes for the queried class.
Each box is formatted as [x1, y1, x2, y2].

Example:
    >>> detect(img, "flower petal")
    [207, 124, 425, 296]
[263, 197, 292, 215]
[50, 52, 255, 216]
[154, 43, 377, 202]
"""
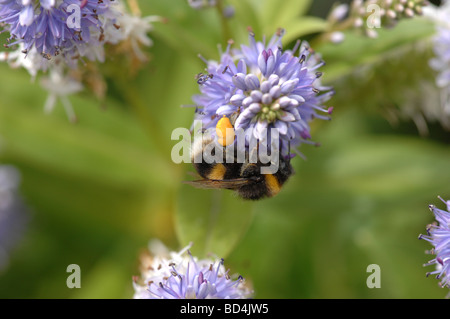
[19, 5, 34, 26]
[274, 121, 288, 135]
[279, 111, 296, 122]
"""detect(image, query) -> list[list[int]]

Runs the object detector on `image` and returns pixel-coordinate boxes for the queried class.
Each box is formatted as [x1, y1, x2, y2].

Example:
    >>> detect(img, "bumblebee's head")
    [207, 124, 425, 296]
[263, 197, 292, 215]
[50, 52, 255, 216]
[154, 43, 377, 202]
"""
[215, 115, 235, 147]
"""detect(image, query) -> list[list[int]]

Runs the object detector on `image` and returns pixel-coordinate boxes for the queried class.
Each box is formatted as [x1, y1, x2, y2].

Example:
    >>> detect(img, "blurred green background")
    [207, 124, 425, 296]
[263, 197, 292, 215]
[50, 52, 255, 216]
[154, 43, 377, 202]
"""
[0, 0, 449, 298]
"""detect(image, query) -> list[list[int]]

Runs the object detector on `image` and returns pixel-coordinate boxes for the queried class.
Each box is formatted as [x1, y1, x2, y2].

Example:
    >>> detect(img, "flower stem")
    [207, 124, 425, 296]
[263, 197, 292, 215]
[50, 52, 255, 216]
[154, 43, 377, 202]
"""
[127, 0, 141, 16]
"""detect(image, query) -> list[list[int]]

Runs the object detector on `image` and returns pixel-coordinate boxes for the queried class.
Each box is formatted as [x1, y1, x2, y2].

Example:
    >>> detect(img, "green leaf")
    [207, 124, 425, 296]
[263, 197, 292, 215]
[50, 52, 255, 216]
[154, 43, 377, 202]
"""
[228, 0, 321, 44]
[139, 0, 222, 58]
[228, 108, 450, 298]
[0, 91, 175, 190]
[228, 0, 263, 44]
[176, 182, 255, 259]
[315, 17, 442, 134]
[317, 17, 435, 82]
[261, 0, 313, 30]
[280, 17, 327, 44]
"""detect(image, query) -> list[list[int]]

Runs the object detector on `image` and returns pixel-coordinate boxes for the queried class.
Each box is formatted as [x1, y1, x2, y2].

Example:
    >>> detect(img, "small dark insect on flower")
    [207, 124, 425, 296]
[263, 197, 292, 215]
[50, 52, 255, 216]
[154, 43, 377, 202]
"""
[195, 72, 214, 85]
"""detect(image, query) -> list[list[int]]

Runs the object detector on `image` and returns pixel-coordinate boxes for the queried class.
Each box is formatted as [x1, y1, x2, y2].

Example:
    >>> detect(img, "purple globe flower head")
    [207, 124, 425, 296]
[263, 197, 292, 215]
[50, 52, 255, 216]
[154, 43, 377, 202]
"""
[0, 0, 116, 64]
[133, 240, 253, 299]
[1, 1, 160, 121]
[191, 28, 334, 158]
[419, 196, 450, 293]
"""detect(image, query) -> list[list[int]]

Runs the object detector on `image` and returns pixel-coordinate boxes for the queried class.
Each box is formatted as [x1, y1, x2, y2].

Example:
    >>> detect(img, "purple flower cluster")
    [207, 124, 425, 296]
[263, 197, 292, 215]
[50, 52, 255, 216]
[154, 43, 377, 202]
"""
[419, 196, 450, 291]
[0, 1, 161, 123]
[192, 29, 334, 157]
[133, 242, 252, 299]
[0, 0, 116, 62]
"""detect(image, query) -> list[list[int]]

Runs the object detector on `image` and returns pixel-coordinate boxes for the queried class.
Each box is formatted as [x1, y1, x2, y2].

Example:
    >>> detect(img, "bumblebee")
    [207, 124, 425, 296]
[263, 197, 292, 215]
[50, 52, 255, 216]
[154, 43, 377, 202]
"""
[184, 115, 294, 200]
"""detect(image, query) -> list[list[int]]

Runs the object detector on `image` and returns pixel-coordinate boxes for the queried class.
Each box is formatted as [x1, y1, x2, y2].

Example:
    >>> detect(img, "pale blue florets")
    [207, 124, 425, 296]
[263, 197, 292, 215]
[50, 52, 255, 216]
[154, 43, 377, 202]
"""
[192, 29, 334, 157]
[0, 0, 117, 63]
[419, 197, 450, 291]
[133, 242, 252, 299]
[0, 0, 159, 121]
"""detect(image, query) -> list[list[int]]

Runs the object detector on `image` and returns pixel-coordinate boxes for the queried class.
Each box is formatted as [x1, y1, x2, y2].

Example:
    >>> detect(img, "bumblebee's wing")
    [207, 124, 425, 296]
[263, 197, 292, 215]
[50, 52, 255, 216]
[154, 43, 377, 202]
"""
[186, 171, 201, 178]
[183, 178, 251, 190]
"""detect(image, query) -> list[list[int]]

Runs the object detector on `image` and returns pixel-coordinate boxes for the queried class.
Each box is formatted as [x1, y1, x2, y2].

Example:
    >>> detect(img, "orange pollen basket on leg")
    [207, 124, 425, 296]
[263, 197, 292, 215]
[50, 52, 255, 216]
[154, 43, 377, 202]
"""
[216, 115, 235, 146]
[264, 174, 281, 197]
